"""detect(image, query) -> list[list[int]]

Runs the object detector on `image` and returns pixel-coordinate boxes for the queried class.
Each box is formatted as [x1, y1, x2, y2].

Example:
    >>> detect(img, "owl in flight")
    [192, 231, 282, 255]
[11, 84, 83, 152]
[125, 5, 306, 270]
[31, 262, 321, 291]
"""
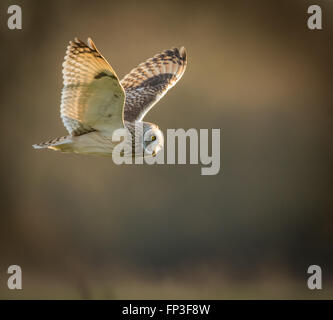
[33, 38, 187, 157]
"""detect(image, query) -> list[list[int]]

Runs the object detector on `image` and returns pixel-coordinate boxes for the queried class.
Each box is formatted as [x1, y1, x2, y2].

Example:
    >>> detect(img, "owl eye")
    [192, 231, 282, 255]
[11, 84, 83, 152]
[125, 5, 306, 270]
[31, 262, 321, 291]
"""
[151, 136, 156, 141]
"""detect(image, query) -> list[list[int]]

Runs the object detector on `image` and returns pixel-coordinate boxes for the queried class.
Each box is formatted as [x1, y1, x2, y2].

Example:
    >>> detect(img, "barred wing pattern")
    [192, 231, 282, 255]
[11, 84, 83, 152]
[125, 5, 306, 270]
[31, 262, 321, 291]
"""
[61, 38, 125, 136]
[121, 47, 187, 122]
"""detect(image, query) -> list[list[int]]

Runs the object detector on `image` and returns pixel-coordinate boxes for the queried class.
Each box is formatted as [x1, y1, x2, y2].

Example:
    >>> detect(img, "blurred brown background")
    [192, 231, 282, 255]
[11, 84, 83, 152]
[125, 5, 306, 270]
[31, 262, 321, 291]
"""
[0, 0, 332, 299]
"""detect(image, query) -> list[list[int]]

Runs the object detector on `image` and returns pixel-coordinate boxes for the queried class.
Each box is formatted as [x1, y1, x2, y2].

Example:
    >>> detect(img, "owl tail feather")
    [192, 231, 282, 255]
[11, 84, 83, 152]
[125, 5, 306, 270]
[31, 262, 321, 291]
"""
[33, 136, 72, 152]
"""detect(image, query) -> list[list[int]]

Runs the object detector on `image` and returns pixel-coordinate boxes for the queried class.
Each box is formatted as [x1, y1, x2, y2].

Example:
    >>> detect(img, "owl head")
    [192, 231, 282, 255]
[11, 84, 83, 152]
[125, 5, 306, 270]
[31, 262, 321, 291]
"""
[124, 121, 164, 158]
[142, 122, 164, 157]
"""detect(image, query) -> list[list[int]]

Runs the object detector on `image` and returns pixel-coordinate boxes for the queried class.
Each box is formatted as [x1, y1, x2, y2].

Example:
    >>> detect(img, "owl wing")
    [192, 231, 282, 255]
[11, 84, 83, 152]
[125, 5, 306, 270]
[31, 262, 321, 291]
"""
[121, 47, 187, 122]
[61, 38, 125, 136]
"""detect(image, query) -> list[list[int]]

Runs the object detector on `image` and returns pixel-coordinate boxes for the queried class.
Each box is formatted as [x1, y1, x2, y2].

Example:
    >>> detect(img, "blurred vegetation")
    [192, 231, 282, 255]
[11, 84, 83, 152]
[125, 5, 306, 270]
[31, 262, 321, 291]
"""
[0, 0, 333, 299]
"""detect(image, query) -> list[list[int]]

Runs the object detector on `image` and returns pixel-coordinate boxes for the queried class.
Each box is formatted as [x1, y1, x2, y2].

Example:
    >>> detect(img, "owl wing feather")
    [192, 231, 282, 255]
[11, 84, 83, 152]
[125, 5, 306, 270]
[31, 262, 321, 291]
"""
[121, 47, 187, 122]
[61, 38, 125, 136]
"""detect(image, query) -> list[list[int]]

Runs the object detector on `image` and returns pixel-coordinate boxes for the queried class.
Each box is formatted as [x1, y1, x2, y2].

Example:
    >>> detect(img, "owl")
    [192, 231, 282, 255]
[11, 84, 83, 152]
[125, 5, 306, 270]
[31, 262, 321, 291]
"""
[33, 38, 187, 158]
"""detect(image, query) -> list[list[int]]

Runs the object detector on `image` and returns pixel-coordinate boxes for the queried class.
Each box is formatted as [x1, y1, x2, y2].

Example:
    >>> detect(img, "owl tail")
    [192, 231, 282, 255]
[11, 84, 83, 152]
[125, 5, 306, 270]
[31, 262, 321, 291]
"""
[33, 135, 72, 152]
